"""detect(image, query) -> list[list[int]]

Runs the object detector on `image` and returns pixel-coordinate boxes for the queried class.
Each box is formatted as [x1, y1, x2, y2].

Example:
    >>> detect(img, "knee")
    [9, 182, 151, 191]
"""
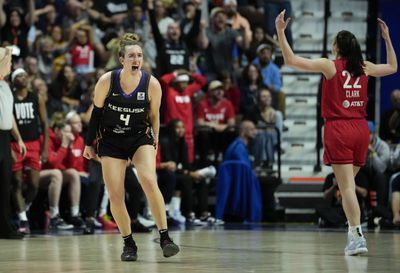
[108, 191, 125, 206]
[53, 170, 63, 184]
[140, 174, 158, 193]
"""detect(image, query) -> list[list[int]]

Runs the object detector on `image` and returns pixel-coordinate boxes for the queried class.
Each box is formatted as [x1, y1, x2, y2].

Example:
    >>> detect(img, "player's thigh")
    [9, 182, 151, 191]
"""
[101, 156, 127, 196]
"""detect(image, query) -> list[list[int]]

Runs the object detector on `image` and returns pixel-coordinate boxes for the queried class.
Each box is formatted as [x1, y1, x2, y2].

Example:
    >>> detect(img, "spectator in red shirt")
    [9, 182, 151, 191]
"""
[43, 114, 83, 228]
[196, 80, 236, 166]
[219, 70, 241, 114]
[161, 70, 207, 162]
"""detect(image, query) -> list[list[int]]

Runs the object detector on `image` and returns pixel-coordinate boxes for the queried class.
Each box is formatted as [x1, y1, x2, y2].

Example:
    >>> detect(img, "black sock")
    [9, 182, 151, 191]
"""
[159, 229, 170, 242]
[122, 234, 136, 248]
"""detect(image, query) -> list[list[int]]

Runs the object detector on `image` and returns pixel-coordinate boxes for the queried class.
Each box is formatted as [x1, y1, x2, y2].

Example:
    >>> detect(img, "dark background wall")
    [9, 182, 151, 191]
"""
[379, 0, 400, 112]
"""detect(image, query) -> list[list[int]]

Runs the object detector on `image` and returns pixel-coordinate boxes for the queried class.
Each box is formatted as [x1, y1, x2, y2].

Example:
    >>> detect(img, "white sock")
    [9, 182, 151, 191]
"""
[50, 206, 59, 218]
[99, 189, 109, 216]
[18, 211, 28, 221]
[170, 197, 181, 212]
[349, 225, 364, 238]
[71, 205, 80, 217]
[25, 202, 32, 212]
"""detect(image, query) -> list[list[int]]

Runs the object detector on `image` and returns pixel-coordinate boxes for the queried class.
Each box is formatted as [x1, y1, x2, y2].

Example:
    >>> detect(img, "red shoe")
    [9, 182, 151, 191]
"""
[98, 215, 118, 230]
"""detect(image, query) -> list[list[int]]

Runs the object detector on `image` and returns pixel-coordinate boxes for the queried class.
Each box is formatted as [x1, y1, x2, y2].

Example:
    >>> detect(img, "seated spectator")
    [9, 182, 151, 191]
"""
[219, 70, 241, 114]
[246, 26, 272, 64]
[379, 89, 400, 144]
[239, 64, 263, 115]
[358, 121, 390, 208]
[32, 77, 63, 120]
[243, 88, 283, 168]
[317, 172, 369, 227]
[252, 43, 286, 116]
[51, 64, 85, 111]
[196, 80, 236, 166]
[158, 119, 217, 225]
[42, 113, 83, 228]
[391, 177, 400, 226]
[216, 120, 262, 222]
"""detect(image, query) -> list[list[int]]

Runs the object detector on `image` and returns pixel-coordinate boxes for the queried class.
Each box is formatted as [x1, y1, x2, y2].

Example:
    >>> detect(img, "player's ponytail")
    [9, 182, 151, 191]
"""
[118, 33, 142, 57]
[335, 30, 364, 77]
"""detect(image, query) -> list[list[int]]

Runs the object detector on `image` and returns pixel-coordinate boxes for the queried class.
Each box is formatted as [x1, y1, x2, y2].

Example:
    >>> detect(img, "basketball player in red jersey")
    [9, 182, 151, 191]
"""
[276, 10, 397, 255]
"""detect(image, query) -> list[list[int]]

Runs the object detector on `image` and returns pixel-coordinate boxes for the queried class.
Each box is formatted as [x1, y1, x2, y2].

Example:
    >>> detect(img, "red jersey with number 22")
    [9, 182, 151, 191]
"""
[321, 59, 368, 119]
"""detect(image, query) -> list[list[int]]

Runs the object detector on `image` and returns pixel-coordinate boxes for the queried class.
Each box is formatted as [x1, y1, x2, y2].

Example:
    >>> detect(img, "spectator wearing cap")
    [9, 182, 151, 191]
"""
[10, 67, 49, 234]
[199, 6, 244, 81]
[196, 80, 236, 166]
[223, 0, 252, 49]
[161, 70, 207, 163]
[357, 121, 390, 208]
[252, 43, 285, 116]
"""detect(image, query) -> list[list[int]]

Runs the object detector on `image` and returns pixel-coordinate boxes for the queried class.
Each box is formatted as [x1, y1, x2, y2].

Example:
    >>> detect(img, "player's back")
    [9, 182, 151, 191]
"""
[321, 59, 368, 119]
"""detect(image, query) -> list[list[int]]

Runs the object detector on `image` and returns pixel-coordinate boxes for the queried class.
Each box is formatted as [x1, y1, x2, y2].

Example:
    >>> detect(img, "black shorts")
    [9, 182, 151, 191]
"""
[392, 176, 400, 193]
[97, 128, 154, 160]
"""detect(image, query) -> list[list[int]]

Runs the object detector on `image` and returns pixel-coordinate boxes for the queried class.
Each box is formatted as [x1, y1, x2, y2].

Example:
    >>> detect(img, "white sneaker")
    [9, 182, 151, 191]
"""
[187, 212, 207, 226]
[93, 218, 103, 228]
[197, 165, 217, 178]
[170, 210, 186, 224]
[344, 232, 368, 256]
[137, 214, 156, 228]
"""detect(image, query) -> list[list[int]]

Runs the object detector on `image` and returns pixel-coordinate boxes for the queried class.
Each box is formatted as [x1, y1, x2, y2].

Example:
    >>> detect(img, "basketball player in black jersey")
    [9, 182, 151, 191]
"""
[83, 33, 179, 261]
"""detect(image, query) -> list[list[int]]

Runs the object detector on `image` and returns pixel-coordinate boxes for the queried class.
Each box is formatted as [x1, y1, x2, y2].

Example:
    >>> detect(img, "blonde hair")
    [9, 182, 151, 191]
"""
[118, 33, 142, 57]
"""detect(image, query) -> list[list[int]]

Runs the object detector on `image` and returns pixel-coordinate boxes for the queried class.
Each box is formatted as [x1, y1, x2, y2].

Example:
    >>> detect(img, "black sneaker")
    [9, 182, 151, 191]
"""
[18, 220, 30, 234]
[83, 218, 95, 235]
[121, 245, 138, 261]
[0, 230, 25, 239]
[160, 238, 180, 258]
[70, 215, 84, 228]
[131, 220, 151, 233]
[49, 216, 74, 230]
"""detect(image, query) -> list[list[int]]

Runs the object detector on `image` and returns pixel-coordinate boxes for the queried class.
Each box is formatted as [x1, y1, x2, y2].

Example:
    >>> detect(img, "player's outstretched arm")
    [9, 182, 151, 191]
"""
[275, 10, 335, 79]
[364, 18, 397, 77]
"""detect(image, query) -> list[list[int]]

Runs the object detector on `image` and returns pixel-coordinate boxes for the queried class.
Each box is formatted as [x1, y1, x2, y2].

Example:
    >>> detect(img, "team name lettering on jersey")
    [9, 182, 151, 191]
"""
[108, 103, 144, 113]
[205, 113, 225, 122]
[175, 95, 190, 103]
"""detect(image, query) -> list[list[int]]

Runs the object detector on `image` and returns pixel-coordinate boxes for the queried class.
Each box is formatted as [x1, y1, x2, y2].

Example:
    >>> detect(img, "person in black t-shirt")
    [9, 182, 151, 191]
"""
[83, 33, 179, 262]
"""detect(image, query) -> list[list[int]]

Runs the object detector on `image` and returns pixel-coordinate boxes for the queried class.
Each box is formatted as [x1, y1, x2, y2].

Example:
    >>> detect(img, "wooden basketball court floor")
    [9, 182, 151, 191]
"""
[0, 224, 399, 273]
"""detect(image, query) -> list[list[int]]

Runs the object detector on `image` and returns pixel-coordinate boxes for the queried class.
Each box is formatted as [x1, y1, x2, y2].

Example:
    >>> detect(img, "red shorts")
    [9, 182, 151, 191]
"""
[323, 119, 369, 167]
[11, 140, 42, 171]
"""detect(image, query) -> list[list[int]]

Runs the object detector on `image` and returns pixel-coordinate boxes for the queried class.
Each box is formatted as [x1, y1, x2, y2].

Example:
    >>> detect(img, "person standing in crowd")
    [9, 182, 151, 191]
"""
[276, 11, 397, 255]
[11, 67, 49, 234]
[83, 33, 179, 261]
[0, 47, 26, 239]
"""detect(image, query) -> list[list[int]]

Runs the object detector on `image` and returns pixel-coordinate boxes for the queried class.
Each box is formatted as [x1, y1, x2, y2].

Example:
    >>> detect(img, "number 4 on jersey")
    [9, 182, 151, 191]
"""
[120, 114, 130, 126]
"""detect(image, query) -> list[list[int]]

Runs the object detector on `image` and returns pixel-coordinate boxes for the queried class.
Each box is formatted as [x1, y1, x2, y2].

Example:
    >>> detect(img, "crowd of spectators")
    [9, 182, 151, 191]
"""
[0, 0, 288, 233]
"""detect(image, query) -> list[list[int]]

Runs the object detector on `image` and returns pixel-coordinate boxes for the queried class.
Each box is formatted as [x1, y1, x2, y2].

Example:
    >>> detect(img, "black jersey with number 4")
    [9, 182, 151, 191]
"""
[100, 69, 151, 137]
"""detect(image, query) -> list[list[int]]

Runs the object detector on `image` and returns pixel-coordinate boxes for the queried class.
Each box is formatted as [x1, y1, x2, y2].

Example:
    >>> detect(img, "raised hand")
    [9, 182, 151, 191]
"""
[275, 9, 291, 31]
[378, 18, 390, 41]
